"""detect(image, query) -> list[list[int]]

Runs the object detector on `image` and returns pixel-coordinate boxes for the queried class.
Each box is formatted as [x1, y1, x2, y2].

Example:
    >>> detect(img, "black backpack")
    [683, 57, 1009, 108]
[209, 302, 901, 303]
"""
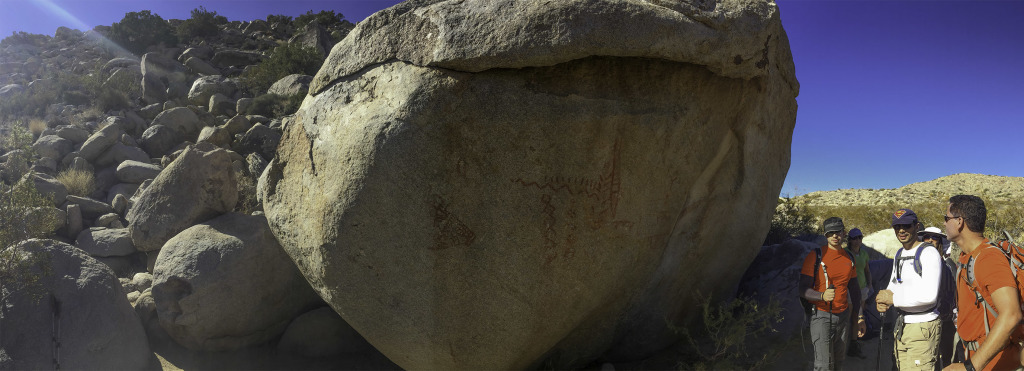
[893, 242, 956, 321]
[800, 247, 855, 318]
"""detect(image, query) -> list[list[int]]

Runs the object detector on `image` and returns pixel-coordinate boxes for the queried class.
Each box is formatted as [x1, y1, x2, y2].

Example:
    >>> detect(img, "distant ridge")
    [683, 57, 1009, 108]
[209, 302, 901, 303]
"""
[794, 173, 1024, 206]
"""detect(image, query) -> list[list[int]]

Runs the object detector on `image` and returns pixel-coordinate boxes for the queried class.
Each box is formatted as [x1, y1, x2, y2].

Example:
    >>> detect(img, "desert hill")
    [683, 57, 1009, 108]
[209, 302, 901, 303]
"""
[795, 173, 1024, 207]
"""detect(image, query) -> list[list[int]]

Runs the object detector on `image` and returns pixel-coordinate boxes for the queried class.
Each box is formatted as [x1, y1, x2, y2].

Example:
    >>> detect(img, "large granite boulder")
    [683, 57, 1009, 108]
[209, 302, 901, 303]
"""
[151, 213, 321, 351]
[0, 239, 152, 370]
[261, 0, 798, 369]
[76, 227, 136, 257]
[32, 135, 73, 161]
[127, 142, 237, 252]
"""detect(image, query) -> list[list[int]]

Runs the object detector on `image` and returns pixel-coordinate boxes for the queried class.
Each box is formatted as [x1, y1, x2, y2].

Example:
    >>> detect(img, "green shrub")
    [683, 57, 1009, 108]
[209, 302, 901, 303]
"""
[0, 31, 50, 48]
[763, 197, 816, 245]
[248, 93, 303, 118]
[109, 10, 177, 55]
[176, 6, 227, 42]
[294, 10, 345, 30]
[240, 43, 323, 94]
[672, 293, 784, 371]
[266, 14, 293, 25]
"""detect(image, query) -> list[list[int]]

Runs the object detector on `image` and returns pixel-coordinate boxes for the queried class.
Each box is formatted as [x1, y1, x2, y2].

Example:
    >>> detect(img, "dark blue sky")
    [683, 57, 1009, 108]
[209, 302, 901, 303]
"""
[2, 0, 1022, 196]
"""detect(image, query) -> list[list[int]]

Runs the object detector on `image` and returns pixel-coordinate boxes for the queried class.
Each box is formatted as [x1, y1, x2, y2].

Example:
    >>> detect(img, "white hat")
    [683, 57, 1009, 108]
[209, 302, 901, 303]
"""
[917, 226, 946, 239]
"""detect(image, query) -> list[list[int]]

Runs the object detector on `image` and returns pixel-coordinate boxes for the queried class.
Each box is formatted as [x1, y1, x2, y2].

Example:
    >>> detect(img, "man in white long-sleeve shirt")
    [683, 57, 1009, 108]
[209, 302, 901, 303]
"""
[876, 209, 943, 371]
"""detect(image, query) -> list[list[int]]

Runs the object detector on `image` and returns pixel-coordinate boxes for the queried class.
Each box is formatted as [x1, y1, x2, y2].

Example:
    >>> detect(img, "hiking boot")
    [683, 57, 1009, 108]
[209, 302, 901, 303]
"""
[847, 341, 866, 359]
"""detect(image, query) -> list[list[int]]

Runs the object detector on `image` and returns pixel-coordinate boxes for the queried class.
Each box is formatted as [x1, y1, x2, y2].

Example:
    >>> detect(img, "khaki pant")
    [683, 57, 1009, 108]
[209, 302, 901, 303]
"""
[894, 318, 941, 371]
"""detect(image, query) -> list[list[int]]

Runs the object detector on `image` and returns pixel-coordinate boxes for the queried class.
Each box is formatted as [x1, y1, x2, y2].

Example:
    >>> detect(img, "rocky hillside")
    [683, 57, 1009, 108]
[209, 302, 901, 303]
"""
[1, 1, 800, 370]
[795, 173, 1024, 206]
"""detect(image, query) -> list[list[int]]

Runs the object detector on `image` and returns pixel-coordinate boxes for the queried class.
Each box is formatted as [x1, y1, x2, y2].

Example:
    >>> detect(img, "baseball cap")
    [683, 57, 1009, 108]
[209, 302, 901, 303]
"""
[891, 209, 918, 226]
[848, 228, 863, 239]
[823, 217, 845, 234]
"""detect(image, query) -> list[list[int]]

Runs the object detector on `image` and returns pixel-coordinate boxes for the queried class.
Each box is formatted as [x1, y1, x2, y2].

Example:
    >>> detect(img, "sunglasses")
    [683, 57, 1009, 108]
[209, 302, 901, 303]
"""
[944, 215, 961, 222]
[893, 224, 914, 231]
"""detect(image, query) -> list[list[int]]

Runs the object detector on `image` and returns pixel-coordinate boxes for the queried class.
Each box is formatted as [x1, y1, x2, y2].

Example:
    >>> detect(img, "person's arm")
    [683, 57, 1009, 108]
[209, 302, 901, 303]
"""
[799, 275, 832, 302]
[965, 286, 1021, 370]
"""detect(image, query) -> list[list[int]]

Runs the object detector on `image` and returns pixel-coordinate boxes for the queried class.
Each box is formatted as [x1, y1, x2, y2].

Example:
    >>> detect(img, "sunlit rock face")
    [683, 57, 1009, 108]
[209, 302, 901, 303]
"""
[261, 0, 799, 369]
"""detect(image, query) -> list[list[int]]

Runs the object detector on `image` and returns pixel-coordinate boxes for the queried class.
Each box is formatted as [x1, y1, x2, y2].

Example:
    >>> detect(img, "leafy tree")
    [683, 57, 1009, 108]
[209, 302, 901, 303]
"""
[108, 10, 177, 55]
[239, 43, 323, 94]
[176, 6, 228, 41]
[266, 14, 293, 25]
[0, 31, 50, 48]
[294, 10, 345, 30]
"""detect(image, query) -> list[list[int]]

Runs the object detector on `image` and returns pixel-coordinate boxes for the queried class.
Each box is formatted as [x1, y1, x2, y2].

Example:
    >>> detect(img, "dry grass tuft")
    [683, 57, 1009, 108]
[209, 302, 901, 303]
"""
[56, 168, 95, 197]
[28, 119, 47, 137]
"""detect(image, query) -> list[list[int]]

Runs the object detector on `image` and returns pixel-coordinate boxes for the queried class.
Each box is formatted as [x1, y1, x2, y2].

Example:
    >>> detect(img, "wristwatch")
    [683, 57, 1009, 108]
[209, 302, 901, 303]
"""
[964, 359, 976, 371]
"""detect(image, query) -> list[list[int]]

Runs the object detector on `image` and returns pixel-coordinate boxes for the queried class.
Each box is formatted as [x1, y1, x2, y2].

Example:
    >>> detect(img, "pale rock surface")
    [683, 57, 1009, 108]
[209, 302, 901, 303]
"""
[56, 125, 90, 144]
[77, 119, 124, 161]
[139, 124, 183, 158]
[223, 114, 253, 135]
[277, 307, 372, 357]
[198, 126, 232, 148]
[66, 203, 83, 238]
[66, 195, 114, 220]
[127, 142, 238, 252]
[20, 172, 67, 206]
[94, 142, 150, 167]
[188, 75, 238, 106]
[262, 0, 799, 369]
[76, 227, 136, 257]
[0, 239, 152, 370]
[208, 93, 235, 116]
[151, 213, 321, 351]
[864, 229, 904, 258]
[184, 56, 220, 76]
[33, 134, 73, 160]
[267, 74, 312, 97]
[116, 160, 161, 184]
[151, 107, 202, 141]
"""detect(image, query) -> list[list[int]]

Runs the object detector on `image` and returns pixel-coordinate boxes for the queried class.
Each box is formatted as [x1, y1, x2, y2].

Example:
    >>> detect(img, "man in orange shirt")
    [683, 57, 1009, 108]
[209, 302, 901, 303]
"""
[800, 217, 863, 371]
[943, 195, 1022, 371]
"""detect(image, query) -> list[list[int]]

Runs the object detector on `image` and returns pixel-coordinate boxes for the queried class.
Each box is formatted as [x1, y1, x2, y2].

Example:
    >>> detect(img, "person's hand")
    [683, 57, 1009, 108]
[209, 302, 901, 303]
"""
[942, 362, 967, 371]
[858, 317, 867, 338]
[822, 288, 835, 302]
[875, 289, 894, 306]
[877, 302, 890, 313]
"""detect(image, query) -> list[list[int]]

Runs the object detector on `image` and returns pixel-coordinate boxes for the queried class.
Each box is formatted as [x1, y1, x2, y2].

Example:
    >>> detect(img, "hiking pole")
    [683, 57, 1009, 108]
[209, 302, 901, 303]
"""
[876, 310, 885, 371]
[821, 261, 833, 370]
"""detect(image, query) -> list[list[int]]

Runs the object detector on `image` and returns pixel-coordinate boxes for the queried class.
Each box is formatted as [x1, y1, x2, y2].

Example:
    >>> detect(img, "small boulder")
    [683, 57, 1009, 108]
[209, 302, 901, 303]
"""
[267, 74, 312, 97]
[184, 56, 220, 76]
[151, 107, 202, 141]
[116, 160, 161, 184]
[187, 75, 238, 107]
[33, 135, 73, 160]
[77, 119, 124, 161]
[76, 227, 136, 257]
[277, 307, 373, 357]
[152, 213, 321, 351]
[139, 124, 183, 158]
[127, 142, 238, 252]
[197, 126, 232, 148]
[65, 195, 114, 220]
[222, 115, 252, 136]
[233, 124, 280, 160]
[94, 142, 150, 168]
[18, 172, 67, 206]
[56, 126, 90, 144]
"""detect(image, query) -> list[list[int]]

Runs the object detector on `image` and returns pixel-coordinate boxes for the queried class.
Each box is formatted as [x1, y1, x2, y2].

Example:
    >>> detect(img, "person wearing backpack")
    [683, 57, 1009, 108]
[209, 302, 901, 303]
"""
[799, 217, 863, 371]
[943, 195, 1023, 371]
[920, 226, 960, 366]
[875, 209, 944, 370]
[845, 227, 872, 358]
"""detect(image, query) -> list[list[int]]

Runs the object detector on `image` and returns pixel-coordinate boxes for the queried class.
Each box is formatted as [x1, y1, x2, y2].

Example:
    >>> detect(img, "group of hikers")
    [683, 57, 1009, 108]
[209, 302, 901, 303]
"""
[800, 194, 1024, 371]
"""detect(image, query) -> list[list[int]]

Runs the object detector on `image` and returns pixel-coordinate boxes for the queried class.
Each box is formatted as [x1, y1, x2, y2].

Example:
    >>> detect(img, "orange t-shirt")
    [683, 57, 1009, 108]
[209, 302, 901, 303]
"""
[956, 239, 1022, 370]
[801, 246, 857, 314]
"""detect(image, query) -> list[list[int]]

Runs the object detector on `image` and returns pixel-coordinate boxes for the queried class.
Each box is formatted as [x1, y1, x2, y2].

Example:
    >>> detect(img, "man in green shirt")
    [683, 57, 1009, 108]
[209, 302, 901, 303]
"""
[845, 228, 871, 358]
